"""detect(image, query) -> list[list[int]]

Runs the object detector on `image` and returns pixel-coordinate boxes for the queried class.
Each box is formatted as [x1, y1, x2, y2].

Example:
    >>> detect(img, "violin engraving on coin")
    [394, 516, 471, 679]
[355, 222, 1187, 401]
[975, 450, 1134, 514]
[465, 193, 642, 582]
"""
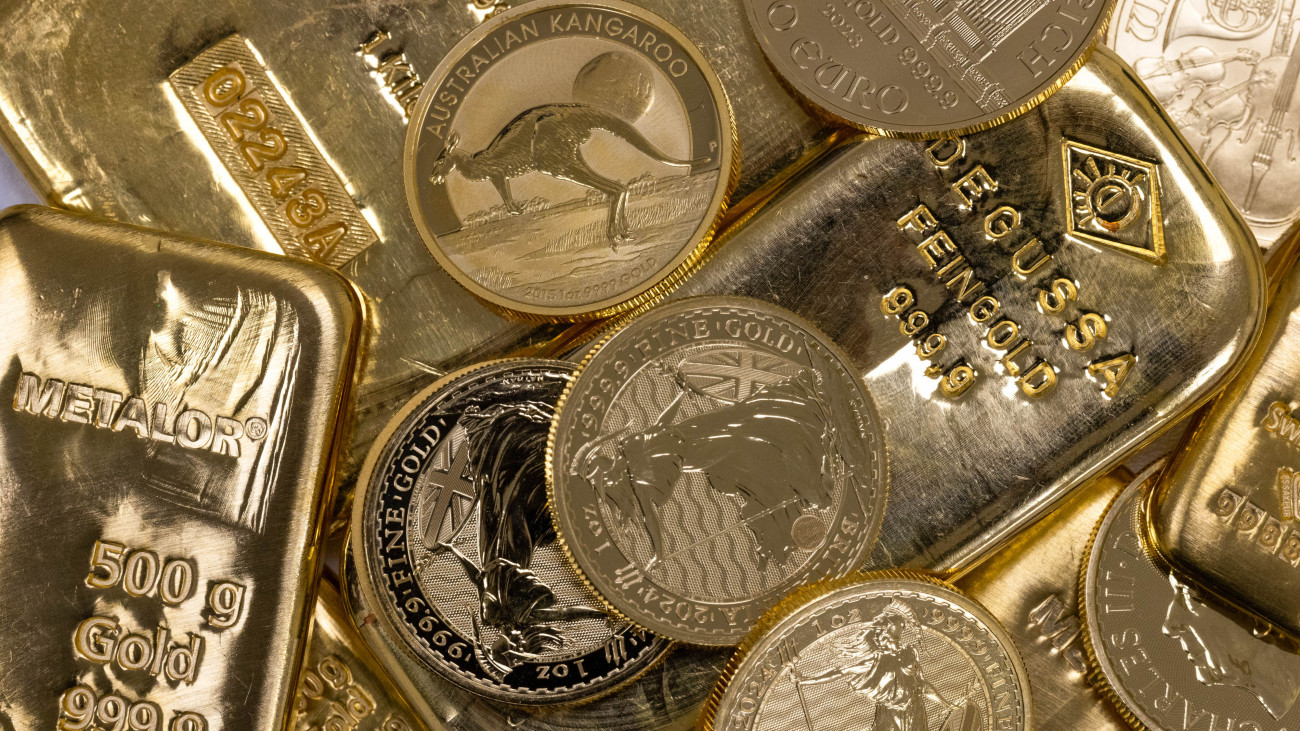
[1109, 0, 1300, 249]
[406, 0, 737, 319]
[1081, 467, 1300, 729]
[744, 0, 1115, 137]
[547, 297, 888, 645]
[352, 359, 668, 705]
[701, 574, 1031, 731]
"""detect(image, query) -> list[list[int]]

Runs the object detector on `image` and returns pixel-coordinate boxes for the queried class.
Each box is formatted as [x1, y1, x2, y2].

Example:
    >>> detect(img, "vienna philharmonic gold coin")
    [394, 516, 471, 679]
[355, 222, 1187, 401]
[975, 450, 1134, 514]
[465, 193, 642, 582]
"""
[699, 573, 1031, 731]
[1107, 0, 1300, 250]
[1081, 462, 1300, 730]
[353, 359, 669, 705]
[294, 579, 427, 731]
[548, 296, 888, 646]
[1148, 239, 1300, 640]
[0, 207, 360, 730]
[406, 1, 738, 321]
[744, 0, 1116, 137]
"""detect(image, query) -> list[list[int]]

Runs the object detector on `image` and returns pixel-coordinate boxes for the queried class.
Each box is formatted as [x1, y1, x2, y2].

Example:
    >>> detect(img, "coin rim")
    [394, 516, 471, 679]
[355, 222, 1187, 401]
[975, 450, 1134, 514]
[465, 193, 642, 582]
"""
[403, 0, 741, 322]
[741, 0, 1117, 139]
[546, 294, 890, 646]
[1077, 458, 1167, 731]
[349, 356, 671, 706]
[696, 569, 1034, 731]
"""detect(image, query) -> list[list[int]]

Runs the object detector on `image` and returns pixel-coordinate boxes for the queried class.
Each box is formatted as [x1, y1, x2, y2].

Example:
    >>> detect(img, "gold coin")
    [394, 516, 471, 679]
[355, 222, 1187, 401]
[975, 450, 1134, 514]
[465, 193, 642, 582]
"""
[405, 0, 739, 321]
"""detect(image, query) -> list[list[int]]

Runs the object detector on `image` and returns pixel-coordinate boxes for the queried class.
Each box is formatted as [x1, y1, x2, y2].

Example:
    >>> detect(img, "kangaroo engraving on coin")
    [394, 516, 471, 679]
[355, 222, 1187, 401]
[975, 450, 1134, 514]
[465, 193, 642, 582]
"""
[744, 0, 1115, 137]
[701, 573, 1031, 731]
[352, 359, 668, 705]
[1081, 465, 1300, 729]
[406, 0, 737, 320]
[547, 297, 888, 645]
[1109, 0, 1300, 249]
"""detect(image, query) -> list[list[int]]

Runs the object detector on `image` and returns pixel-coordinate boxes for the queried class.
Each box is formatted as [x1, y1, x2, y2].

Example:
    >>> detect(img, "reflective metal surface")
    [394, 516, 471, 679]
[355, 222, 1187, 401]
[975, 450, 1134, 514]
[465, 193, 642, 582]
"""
[1149, 232, 1300, 640]
[353, 359, 669, 704]
[0, 0, 836, 519]
[955, 470, 1131, 730]
[701, 572, 1031, 731]
[549, 296, 888, 645]
[407, 1, 738, 320]
[745, 0, 1115, 137]
[296, 578, 429, 731]
[1082, 461, 1300, 730]
[1108, 0, 1300, 250]
[0, 206, 361, 730]
[657, 46, 1266, 574]
[343, 544, 730, 731]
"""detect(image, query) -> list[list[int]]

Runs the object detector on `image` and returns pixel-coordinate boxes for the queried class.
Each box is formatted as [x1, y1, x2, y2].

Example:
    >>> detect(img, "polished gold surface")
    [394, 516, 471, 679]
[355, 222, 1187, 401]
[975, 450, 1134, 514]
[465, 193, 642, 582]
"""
[0, 206, 361, 730]
[656, 46, 1266, 574]
[295, 578, 428, 731]
[1150, 228, 1300, 640]
[956, 470, 1132, 730]
[0, 0, 836, 520]
[342, 543, 730, 731]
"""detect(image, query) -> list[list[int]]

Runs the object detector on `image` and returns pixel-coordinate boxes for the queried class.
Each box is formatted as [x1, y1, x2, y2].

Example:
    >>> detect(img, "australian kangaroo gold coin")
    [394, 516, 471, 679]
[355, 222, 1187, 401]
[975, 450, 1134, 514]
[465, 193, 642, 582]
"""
[405, 0, 739, 321]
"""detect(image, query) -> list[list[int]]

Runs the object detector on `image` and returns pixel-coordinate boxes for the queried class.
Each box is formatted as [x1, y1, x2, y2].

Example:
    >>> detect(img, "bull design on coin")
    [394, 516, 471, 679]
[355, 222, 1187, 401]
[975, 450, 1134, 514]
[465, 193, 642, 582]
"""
[352, 359, 668, 705]
[548, 297, 888, 645]
[700, 573, 1031, 731]
[406, 0, 737, 320]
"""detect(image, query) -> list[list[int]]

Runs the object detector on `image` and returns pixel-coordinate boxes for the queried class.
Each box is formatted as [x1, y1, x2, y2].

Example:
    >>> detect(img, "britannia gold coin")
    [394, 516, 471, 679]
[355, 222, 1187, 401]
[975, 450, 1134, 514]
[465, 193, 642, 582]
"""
[547, 296, 888, 646]
[1080, 463, 1300, 730]
[405, 0, 738, 321]
[351, 358, 669, 706]
[700, 572, 1032, 731]
[744, 0, 1115, 138]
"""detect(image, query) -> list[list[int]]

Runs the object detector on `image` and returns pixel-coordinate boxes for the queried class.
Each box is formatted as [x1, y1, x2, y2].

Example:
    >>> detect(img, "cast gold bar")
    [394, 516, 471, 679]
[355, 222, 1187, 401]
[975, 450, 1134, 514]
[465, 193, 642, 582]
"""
[1149, 225, 1300, 639]
[659, 46, 1266, 574]
[955, 470, 1132, 730]
[0, 0, 838, 518]
[0, 207, 361, 730]
[293, 578, 429, 731]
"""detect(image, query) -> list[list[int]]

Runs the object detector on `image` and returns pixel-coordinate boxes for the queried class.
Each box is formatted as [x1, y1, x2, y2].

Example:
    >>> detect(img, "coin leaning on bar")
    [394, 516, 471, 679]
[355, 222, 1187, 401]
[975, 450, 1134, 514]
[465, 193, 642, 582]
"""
[406, 0, 739, 321]
[1080, 462, 1300, 730]
[699, 572, 1032, 731]
[744, 0, 1115, 137]
[547, 296, 888, 646]
[351, 358, 669, 706]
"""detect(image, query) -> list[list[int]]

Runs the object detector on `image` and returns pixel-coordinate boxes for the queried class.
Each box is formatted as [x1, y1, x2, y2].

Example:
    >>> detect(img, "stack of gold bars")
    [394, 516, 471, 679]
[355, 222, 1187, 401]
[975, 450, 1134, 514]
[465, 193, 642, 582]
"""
[7, 0, 1300, 728]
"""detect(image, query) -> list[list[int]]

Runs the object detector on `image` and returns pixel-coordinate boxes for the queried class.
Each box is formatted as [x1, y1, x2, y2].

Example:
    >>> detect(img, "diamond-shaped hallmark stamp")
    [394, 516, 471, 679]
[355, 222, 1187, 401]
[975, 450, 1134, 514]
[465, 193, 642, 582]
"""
[1063, 140, 1165, 264]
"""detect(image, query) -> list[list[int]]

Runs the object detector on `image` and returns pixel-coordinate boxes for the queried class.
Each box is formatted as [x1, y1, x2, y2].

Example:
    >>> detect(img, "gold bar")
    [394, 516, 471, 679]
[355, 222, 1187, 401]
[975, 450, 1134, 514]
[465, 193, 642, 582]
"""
[0, 0, 836, 518]
[662, 46, 1266, 573]
[955, 470, 1132, 730]
[1149, 228, 1300, 639]
[0, 206, 360, 730]
[340, 544, 728, 731]
[294, 577, 430, 731]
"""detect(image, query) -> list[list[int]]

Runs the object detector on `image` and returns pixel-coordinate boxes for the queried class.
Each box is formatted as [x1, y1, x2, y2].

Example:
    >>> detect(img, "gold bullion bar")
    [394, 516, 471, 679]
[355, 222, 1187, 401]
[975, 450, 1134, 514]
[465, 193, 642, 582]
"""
[0, 206, 361, 730]
[655, 46, 1266, 574]
[1148, 225, 1300, 640]
[340, 543, 727, 731]
[955, 470, 1132, 730]
[0, 0, 837, 519]
[293, 577, 429, 731]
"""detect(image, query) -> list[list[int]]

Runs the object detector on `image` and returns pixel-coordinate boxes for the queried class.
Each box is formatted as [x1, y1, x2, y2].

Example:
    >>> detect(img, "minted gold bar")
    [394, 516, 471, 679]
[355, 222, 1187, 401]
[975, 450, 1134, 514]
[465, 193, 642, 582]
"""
[0, 0, 837, 514]
[0, 206, 360, 730]
[341, 544, 728, 731]
[294, 577, 429, 731]
[1148, 229, 1300, 639]
[662, 46, 1266, 573]
[955, 470, 1132, 730]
